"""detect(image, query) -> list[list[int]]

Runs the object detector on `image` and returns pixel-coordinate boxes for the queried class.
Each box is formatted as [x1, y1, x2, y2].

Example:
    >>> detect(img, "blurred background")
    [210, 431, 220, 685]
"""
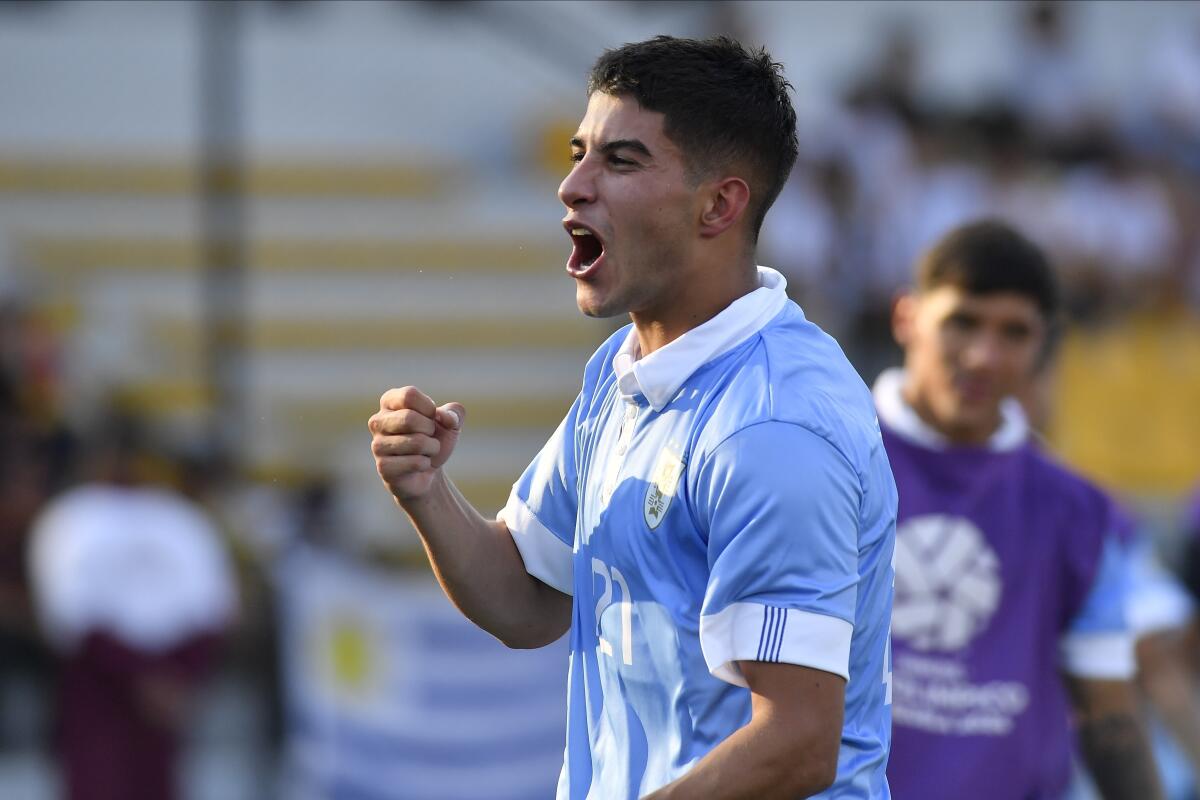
[0, 1, 1198, 798]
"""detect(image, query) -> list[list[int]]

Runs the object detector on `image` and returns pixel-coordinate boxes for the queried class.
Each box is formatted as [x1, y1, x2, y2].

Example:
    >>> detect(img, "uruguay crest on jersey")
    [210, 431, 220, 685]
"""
[644, 445, 684, 529]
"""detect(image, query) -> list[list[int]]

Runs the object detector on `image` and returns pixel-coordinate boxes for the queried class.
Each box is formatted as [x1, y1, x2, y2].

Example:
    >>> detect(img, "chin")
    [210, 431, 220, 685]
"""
[947, 407, 1000, 439]
[575, 287, 625, 319]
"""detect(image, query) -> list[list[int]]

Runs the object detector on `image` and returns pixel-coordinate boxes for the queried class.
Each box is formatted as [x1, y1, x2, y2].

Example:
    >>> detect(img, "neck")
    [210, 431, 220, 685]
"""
[900, 379, 1001, 447]
[631, 258, 758, 356]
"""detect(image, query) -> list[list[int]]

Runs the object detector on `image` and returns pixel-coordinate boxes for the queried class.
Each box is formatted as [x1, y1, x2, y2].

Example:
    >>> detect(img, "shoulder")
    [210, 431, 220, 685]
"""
[33, 485, 119, 539]
[1014, 446, 1121, 577]
[30, 486, 127, 579]
[1022, 444, 1115, 531]
[695, 304, 881, 475]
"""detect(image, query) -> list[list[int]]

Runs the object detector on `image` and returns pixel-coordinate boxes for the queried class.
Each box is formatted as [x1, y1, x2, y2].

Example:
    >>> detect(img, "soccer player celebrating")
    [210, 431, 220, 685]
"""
[877, 220, 1162, 799]
[370, 36, 896, 799]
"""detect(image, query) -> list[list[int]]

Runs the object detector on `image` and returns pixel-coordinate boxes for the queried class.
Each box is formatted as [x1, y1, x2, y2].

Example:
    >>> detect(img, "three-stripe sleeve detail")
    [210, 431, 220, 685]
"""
[701, 602, 854, 686]
[756, 606, 789, 662]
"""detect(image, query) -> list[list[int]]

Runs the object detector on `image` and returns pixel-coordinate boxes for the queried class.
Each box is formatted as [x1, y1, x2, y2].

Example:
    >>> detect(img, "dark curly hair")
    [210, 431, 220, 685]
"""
[588, 35, 799, 242]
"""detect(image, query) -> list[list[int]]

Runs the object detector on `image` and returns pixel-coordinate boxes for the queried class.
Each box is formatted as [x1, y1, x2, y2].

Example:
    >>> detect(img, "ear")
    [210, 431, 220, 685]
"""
[698, 177, 751, 239]
[891, 292, 918, 347]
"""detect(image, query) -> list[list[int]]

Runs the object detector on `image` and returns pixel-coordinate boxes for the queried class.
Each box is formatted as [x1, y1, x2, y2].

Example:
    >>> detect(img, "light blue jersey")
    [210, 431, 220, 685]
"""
[500, 268, 896, 799]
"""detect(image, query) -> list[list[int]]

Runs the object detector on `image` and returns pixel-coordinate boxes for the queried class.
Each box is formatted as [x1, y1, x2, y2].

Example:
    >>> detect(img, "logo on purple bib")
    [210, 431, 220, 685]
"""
[893, 515, 1001, 651]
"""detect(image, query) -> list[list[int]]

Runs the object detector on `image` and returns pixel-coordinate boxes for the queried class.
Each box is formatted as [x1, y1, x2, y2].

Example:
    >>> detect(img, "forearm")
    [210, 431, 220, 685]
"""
[1071, 679, 1164, 800]
[371, 389, 571, 647]
[402, 471, 570, 648]
[1138, 632, 1200, 769]
[643, 710, 832, 799]
[1078, 711, 1163, 800]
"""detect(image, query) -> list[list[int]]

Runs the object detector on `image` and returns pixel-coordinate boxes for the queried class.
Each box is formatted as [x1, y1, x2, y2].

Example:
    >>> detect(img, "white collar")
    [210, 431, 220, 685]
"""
[612, 266, 789, 411]
[872, 367, 1028, 452]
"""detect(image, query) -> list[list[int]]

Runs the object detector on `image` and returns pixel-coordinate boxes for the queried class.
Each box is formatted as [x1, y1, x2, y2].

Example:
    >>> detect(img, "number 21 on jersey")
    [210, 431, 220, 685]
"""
[592, 558, 633, 666]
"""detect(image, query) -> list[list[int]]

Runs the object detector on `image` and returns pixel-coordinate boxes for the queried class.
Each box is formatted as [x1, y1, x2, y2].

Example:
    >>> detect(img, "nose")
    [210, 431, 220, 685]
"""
[962, 331, 1004, 371]
[558, 158, 596, 209]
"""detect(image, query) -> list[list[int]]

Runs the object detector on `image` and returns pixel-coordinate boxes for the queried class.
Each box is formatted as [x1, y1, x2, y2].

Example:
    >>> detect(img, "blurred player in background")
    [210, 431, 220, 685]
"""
[1184, 487, 1200, 613]
[1021, 304, 1200, 800]
[1120, 508, 1200, 800]
[875, 220, 1162, 799]
[370, 35, 896, 800]
[28, 417, 237, 800]
[1150, 482, 1200, 798]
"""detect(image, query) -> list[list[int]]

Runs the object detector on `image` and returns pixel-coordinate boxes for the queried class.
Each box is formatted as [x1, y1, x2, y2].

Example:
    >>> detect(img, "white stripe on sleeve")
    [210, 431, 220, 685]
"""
[1059, 631, 1136, 679]
[700, 601, 853, 687]
[498, 495, 574, 596]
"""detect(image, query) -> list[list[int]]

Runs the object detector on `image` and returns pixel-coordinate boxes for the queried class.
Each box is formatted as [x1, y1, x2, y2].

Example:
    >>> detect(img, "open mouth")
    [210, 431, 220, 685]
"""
[564, 222, 606, 278]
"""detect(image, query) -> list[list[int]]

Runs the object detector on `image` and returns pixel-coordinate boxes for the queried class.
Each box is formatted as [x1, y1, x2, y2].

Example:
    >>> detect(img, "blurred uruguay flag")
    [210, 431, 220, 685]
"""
[275, 543, 568, 800]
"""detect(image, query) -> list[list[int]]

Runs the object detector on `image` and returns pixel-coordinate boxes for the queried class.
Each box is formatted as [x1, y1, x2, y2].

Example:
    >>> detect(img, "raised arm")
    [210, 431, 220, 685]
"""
[370, 386, 570, 648]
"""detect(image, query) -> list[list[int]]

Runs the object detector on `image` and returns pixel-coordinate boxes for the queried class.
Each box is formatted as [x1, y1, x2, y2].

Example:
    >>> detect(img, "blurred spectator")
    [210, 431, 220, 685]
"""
[28, 417, 237, 800]
[1132, 15, 1200, 175]
[969, 108, 1054, 242]
[1005, 1, 1102, 154]
[768, 0, 1200, 351]
[0, 416, 55, 745]
[871, 116, 990, 303]
[1048, 141, 1179, 321]
[828, 85, 915, 203]
[850, 20, 925, 126]
[759, 163, 838, 307]
[0, 298, 75, 748]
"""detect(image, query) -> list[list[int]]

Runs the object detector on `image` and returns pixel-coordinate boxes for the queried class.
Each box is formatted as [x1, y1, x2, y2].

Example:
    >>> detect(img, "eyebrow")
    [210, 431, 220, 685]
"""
[569, 136, 653, 159]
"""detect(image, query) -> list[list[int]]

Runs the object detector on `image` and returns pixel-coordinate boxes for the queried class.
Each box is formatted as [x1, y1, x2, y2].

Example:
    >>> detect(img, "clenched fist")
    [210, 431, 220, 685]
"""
[369, 386, 465, 503]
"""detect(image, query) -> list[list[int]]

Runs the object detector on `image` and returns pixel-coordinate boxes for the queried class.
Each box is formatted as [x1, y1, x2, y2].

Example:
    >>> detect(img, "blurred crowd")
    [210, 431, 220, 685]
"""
[0, 297, 249, 797]
[0, 300, 67, 750]
[760, 0, 1200, 375]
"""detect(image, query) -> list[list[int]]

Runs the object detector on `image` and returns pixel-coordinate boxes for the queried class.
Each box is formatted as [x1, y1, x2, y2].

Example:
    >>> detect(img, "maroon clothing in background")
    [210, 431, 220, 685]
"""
[57, 629, 223, 800]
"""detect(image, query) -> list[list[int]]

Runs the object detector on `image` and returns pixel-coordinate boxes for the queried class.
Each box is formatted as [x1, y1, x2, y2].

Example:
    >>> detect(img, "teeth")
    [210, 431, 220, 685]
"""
[571, 228, 592, 236]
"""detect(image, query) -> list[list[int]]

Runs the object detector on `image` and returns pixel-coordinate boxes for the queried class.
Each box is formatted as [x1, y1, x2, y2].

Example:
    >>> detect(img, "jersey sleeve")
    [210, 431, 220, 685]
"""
[497, 395, 581, 596]
[1126, 533, 1195, 636]
[692, 421, 861, 687]
[1060, 534, 1136, 679]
